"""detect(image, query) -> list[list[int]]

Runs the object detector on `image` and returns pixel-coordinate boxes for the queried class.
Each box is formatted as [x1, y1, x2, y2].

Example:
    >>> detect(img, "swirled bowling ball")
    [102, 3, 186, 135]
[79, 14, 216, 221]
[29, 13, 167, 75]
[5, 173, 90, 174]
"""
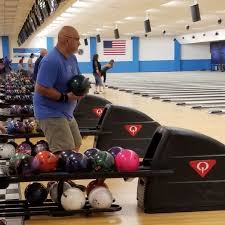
[33, 151, 58, 173]
[68, 75, 91, 96]
[92, 151, 114, 172]
[9, 153, 33, 175]
[115, 149, 139, 172]
[16, 142, 32, 155]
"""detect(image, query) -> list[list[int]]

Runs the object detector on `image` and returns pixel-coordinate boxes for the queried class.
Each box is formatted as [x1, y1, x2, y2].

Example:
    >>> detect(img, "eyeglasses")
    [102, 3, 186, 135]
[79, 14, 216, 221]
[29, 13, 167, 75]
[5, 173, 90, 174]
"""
[63, 35, 80, 41]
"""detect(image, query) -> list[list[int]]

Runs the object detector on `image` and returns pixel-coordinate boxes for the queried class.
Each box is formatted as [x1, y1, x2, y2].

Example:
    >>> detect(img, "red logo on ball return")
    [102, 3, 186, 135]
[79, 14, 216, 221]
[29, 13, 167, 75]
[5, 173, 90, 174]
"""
[92, 108, 104, 117]
[189, 160, 216, 177]
[124, 125, 142, 136]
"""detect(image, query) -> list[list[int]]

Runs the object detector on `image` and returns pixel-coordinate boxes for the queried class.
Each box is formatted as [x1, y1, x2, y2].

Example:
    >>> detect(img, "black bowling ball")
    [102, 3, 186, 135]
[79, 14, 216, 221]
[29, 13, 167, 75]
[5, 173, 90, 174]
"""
[68, 75, 91, 96]
[24, 183, 48, 205]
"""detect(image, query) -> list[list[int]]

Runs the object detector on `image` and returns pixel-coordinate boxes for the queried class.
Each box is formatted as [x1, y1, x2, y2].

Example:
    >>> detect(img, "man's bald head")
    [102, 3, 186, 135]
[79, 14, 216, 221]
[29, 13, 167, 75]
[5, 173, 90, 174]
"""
[58, 26, 79, 41]
[56, 26, 80, 57]
[40, 48, 48, 57]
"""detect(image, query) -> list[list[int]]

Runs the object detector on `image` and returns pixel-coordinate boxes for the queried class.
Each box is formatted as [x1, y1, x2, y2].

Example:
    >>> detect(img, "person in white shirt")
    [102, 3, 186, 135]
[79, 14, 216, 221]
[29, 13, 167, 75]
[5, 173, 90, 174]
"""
[27, 53, 34, 75]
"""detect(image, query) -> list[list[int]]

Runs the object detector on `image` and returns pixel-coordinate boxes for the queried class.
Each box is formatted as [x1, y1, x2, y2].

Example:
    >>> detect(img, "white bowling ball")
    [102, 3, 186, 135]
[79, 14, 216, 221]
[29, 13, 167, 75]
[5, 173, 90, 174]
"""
[49, 181, 71, 203]
[0, 143, 16, 159]
[61, 187, 86, 210]
[88, 186, 113, 209]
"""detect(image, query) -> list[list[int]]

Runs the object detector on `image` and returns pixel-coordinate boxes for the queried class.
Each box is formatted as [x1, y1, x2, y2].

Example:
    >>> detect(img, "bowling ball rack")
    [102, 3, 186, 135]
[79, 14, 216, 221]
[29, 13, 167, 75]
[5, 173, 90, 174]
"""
[0, 164, 173, 219]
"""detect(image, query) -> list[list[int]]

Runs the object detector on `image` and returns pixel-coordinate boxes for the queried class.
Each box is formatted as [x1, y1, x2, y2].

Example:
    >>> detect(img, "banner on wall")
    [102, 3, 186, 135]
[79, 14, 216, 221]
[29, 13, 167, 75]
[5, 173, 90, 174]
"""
[13, 48, 40, 58]
[103, 40, 126, 55]
[210, 41, 225, 64]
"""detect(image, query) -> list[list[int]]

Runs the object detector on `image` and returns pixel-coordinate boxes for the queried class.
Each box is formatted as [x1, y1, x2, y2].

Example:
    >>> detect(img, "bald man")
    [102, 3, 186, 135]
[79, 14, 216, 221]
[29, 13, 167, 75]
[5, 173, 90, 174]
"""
[33, 26, 82, 153]
[32, 48, 48, 81]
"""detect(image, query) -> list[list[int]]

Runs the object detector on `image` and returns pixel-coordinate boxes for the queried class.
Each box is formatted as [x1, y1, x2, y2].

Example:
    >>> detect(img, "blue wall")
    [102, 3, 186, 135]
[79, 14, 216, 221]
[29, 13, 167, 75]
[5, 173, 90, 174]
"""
[2, 36, 10, 58]
[181, 59, 211, 71]
[47, 37, 54, 51]
[2, 36, 211, 73]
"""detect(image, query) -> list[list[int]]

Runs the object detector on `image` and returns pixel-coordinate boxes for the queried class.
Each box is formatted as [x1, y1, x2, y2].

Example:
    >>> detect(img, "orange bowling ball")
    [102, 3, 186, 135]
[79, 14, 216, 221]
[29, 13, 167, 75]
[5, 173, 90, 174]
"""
[34, 151, 58, 173]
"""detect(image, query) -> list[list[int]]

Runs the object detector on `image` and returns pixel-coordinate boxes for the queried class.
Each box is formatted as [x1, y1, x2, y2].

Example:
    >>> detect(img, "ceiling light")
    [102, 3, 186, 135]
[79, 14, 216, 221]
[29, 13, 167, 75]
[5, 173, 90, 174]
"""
[145, 8, 160, 13]
[176, 20, 188, 24]
[103, 25, 114, 29]
[72, 1, 89, 8]
[55, 16, 68, 21]
[124, 16, 136, 20]
[66, 7, 80, 13]
[124, 33, 134, 36]
[60, 12, 73, 18]
[161, 1, 184, 7]
[115, 20, 125, 24]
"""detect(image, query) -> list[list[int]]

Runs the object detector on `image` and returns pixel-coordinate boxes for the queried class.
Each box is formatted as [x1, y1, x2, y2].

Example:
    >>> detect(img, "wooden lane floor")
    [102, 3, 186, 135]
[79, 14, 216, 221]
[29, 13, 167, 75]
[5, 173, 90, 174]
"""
[102, 72, 225, 113]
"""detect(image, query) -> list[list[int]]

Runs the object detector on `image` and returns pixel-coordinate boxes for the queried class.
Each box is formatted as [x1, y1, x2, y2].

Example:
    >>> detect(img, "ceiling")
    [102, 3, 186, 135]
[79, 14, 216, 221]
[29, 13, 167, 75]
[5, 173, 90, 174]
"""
[36, 0, 225, 38]
[2, 0, 225, 39]
[0, 0, 35, 36]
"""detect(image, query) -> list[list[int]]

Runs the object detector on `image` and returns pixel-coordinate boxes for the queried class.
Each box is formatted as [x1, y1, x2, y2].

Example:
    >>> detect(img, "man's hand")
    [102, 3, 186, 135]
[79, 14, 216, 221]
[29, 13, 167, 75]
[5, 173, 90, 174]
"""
[67, 92, 84, 101]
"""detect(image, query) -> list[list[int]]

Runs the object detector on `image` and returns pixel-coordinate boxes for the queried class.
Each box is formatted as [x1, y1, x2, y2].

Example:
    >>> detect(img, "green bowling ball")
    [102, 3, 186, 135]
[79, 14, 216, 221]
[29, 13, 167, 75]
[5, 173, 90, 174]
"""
[68, 75, 91, 96]
[92, 151, 115, 172]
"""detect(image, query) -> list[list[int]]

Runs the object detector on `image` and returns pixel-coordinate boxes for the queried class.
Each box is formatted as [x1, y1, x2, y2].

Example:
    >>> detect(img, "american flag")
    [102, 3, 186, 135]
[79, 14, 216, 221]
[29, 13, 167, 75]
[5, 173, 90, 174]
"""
[103, 40, 126, 55]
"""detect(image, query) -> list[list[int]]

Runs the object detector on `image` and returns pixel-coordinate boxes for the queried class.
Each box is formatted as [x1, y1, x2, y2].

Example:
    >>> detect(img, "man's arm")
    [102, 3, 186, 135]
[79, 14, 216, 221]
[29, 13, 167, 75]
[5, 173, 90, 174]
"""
[35, 83, 82, 101]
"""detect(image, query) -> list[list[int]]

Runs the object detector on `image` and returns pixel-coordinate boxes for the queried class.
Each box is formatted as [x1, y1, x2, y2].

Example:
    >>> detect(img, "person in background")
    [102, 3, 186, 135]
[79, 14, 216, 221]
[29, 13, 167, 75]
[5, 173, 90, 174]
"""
[3, 56, 12, 73]
[27, 53, 34, 75]
[33, 26, 83, 153]
[0, 58, 5, 75]
[92, 54, 104, 94]
[32, 49, 48, 81]
[0, 121, 6, 134]
[101, 59, 114, 84]
[18, 56, 25, 71]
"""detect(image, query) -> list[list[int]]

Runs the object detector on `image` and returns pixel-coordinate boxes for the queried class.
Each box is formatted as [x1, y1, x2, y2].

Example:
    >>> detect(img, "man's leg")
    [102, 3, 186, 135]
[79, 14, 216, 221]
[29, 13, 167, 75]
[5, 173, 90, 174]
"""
[69, 118, 82, 151]
[38, 118, 76, 153]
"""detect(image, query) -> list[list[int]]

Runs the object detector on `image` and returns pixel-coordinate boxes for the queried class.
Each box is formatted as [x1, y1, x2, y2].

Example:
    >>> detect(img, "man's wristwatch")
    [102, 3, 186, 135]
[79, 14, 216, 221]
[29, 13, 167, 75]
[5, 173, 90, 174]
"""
[58, 93, 68, 103]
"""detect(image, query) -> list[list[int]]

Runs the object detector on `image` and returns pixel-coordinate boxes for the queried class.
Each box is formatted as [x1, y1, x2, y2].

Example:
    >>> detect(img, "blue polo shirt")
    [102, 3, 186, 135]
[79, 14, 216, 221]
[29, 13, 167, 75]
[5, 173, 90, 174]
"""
[33, 47, 80, 120]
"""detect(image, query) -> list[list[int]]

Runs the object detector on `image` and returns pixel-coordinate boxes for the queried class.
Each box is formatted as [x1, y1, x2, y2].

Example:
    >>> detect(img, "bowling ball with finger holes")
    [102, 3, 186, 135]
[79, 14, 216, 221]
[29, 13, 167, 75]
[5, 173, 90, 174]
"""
[84, 148, 100, 158]
[61, 187, 86, 210]
[115, 149, 139, 172]
[65, 152, 93, 172]
[33, 151, 58, 173]
[25, 183, 48, 205]
[68, 75, 91, 96]
[88, 186, 113, 209]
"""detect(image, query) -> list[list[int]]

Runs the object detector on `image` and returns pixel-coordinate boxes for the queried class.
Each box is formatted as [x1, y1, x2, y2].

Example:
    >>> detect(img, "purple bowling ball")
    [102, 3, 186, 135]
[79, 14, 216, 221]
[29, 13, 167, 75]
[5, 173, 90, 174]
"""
[108, 146, 123, 158]
[57, 150, 74, 171]
[65, 152, 92, 172]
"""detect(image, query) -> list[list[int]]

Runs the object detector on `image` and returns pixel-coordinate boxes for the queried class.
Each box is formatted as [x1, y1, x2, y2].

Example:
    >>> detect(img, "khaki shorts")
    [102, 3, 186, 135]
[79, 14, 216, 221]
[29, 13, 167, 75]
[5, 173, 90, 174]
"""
[38, 118, 82, 153]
